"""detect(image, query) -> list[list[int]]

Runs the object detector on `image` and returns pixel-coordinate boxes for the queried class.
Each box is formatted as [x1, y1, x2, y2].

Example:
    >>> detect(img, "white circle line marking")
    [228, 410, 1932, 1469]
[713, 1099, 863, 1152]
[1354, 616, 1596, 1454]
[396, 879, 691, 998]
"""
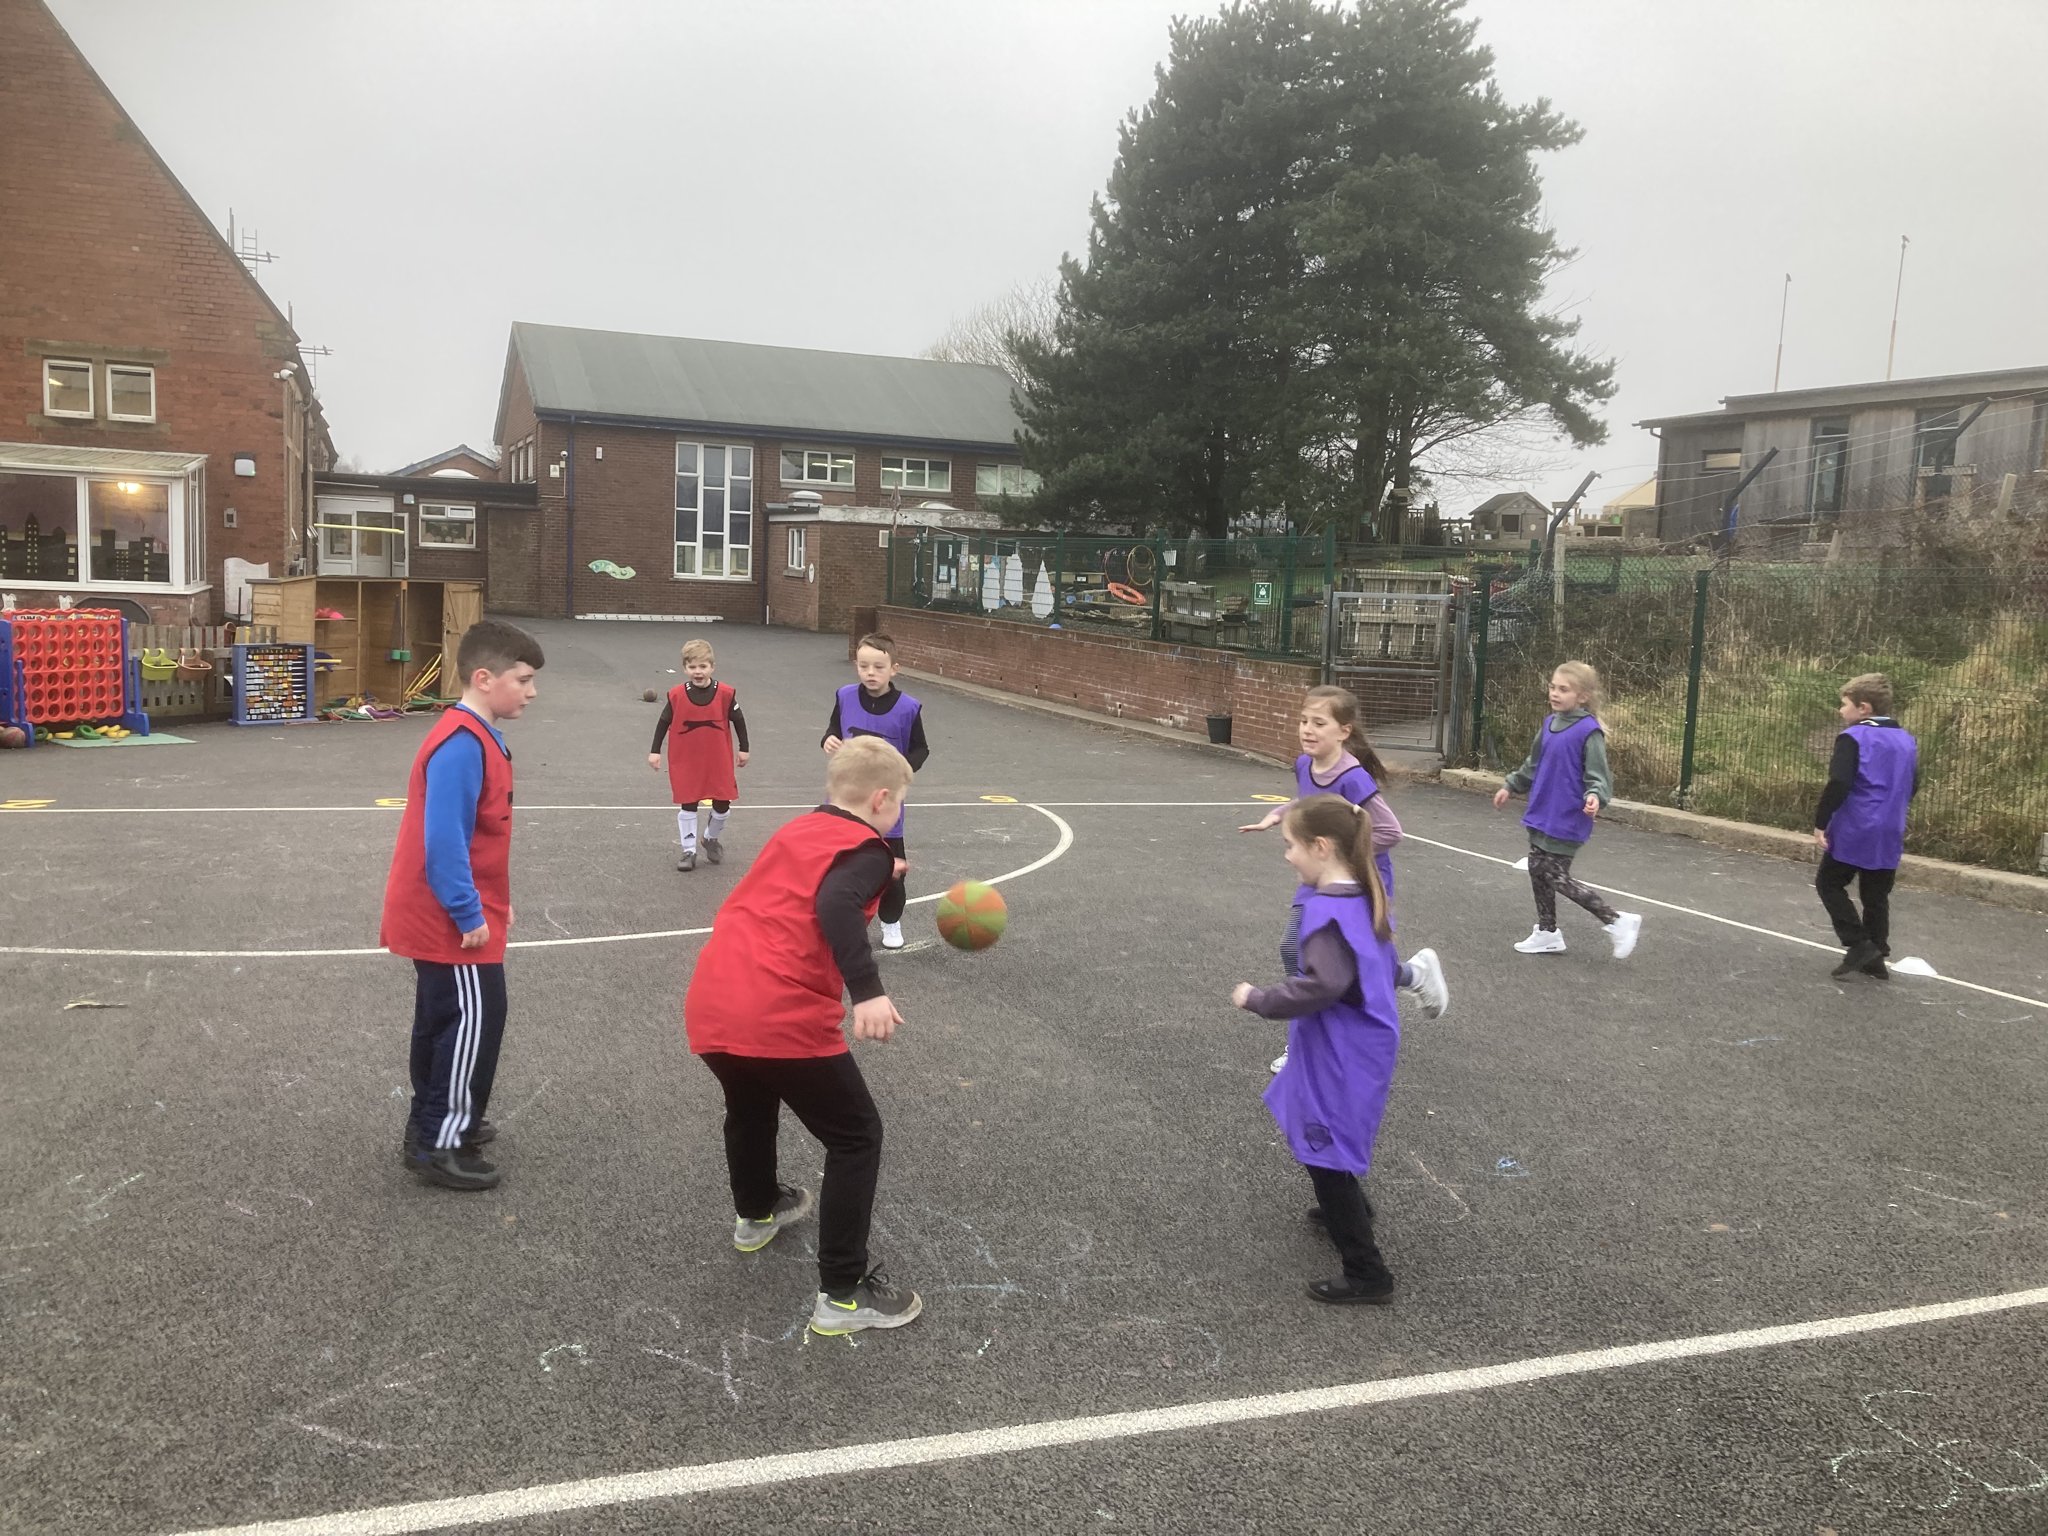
[0, 805, 1073, 961]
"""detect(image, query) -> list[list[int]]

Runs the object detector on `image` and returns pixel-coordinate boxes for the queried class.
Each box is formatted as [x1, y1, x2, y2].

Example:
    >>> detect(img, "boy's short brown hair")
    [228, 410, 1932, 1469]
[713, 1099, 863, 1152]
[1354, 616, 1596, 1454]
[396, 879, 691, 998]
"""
[456, 619, 544, 680]
[827, 736, 912, 801]
[1842, 672, 1894, 715]
[855, 632, 897, 659]
[680, 638, 716, 665]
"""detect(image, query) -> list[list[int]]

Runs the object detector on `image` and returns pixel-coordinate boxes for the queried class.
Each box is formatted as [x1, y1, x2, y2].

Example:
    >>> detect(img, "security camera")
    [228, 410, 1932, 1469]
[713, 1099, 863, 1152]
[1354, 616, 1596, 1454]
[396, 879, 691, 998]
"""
[274, 368, 295, 380]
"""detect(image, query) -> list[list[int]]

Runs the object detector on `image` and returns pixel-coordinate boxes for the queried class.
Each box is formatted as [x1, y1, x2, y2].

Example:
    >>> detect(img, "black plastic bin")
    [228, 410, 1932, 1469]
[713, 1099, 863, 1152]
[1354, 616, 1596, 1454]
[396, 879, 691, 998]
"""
[1205, 713, 1233, 746]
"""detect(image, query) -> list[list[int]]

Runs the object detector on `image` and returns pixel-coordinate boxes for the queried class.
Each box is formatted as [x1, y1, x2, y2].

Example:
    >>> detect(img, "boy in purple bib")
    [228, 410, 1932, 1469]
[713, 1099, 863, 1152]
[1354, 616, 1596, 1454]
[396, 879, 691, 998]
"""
[1813, 672, 1918, 980]
[823, 633, 929, 950]
[1492, 661, 1642, 959]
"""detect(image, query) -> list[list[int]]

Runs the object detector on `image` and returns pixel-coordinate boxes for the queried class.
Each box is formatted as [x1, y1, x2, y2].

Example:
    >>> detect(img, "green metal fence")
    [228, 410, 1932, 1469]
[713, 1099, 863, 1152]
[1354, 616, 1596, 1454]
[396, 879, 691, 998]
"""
[1470, 554, 2048, 873]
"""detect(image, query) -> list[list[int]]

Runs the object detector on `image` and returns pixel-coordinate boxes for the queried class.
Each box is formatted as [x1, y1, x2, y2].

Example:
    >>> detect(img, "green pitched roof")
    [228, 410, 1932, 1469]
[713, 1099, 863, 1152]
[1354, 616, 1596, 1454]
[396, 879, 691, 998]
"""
[507, 322, 1023, 449]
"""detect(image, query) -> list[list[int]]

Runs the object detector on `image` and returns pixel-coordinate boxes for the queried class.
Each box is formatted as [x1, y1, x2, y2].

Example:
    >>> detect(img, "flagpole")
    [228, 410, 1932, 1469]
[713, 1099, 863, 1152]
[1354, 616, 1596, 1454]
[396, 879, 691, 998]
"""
[1885, 236, 1909, 380]
[1772, 273, 1791, 391]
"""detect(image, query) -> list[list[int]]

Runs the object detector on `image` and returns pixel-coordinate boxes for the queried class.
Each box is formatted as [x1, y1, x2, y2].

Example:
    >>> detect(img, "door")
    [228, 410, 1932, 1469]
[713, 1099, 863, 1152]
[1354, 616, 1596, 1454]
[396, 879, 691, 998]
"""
[441, 583, 482, 666]
[315, 495, 405, 577]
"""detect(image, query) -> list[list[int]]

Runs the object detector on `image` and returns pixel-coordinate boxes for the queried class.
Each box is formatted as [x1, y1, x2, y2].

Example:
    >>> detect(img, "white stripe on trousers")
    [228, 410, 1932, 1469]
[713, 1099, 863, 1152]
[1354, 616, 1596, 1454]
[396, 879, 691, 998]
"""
[435, 964, 481, 1149]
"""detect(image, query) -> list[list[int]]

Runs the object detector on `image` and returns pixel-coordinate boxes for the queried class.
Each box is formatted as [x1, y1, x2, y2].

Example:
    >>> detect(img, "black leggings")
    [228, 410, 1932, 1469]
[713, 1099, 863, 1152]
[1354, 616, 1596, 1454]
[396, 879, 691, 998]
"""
[1817, 855, 1894, 954]
[1305, 1165, 1390, 1286]
[880, 837, 907, 924]
[1527, 844, 1618, 930]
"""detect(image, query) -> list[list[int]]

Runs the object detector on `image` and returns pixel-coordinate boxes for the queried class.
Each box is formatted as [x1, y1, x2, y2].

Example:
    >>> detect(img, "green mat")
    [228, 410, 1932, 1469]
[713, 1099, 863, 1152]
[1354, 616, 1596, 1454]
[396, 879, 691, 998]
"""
[44, 730, 194, 748]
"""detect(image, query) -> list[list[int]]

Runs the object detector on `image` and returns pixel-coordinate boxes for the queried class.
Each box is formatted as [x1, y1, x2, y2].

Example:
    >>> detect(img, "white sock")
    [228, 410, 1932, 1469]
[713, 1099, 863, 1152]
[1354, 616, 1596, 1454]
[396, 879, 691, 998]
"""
[677, 806, 697, 851]
[706, 809, 729, 841]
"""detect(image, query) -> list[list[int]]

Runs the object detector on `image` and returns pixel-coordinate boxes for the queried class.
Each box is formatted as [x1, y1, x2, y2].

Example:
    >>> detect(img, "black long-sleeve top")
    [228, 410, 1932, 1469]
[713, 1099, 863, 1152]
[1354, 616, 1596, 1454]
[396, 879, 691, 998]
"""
[1242, 883, 1366, 1018]
[651, 681, 749, 755]
[822, 686, 929, 770]
[812, 806, 895, 1003]
[1814, 717, 1918, 828]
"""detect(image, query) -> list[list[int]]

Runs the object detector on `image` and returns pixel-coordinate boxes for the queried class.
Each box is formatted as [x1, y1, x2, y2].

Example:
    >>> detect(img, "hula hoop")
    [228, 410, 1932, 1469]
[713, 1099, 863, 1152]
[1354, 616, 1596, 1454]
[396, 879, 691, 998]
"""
[1108, 582, 1148, 606]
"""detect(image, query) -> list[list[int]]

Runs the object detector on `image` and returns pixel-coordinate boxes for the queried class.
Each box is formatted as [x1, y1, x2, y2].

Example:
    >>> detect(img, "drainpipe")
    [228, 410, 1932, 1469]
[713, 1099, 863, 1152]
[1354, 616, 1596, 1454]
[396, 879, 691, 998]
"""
[563, 416, 577, 618]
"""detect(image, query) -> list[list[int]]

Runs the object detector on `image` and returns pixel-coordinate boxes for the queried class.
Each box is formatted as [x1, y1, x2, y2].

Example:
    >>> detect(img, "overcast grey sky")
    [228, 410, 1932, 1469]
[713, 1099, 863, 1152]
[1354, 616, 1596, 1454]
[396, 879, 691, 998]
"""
[48, 0, 2048, 511]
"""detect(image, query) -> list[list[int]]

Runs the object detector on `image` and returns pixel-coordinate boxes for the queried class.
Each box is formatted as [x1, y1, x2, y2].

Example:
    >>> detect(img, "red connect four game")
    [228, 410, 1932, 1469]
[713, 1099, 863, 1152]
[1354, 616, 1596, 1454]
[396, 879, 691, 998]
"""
[1, 609, 151, 743]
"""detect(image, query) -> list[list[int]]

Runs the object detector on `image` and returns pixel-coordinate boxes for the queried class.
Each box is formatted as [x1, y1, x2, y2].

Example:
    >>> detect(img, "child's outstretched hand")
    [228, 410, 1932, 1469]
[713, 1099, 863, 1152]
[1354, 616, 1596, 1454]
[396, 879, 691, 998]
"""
[822, 735, 843, 756]
[1492, 786, 1510, 809]
[1238, 808, 1283, 833]
[1582, 792, 1600, 818]
[852, 995, 902, 1042]
[647, 752, 662, 771]
[736, 751, 750, 768]
[1231, 982, 1254, 1010]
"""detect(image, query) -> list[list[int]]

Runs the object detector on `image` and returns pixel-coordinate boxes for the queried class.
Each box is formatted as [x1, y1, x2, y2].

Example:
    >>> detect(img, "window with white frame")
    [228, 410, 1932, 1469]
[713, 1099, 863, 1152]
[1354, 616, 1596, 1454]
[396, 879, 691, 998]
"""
[107, 365, 156, 422]
[677, 440, 754, 579]
[780, 446, 854, 486]
[418, 502, 477, 548]
[0, 463, 202, 586]
[974, 462, 1040, 498]
[317, 503, 408, 576]
[881, 455, 950, 493]
[43, 360, 93, 418]
[786, 525, 808, 571]
[507, 437, 534, 482]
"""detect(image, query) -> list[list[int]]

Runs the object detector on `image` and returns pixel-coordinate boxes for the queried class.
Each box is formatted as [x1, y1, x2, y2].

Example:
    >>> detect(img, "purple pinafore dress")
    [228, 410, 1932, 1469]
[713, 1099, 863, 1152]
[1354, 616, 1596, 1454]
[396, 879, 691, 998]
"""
[1262, 887, 1402, 1175]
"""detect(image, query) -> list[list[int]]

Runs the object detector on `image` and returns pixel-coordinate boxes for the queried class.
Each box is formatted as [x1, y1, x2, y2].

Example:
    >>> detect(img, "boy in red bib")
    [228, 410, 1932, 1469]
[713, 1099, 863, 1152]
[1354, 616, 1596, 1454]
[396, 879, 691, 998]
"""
[684, 736, 924, 1336]
[381, 619, 544, 1191]
[647, 637, 749, 872]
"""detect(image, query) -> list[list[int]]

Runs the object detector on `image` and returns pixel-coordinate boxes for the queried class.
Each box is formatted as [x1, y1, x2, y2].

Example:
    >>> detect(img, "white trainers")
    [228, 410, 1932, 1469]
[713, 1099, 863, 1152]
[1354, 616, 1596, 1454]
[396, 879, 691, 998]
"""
[1605, 912, 1642, 959]
[1403, 947, 1449, 1019]
[1269, 1051, 1289, 1074]
[1513, 927, 1567, 955]
[880, 921, 906, 950]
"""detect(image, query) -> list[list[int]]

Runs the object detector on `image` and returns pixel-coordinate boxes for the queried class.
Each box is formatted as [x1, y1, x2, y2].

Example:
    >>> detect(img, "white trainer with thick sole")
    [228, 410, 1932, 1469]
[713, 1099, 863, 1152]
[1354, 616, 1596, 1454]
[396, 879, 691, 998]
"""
[1513, 927, 1567, 955]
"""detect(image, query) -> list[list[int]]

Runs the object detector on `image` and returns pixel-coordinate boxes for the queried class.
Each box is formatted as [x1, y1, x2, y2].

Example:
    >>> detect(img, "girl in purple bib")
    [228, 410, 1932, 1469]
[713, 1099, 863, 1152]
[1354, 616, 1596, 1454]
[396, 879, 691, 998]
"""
[1231, 793, 1403, 1305]
[1242, 687, 1449, 1073]
[1492, 661, 1641, 959]
[823, 634, 930, 951]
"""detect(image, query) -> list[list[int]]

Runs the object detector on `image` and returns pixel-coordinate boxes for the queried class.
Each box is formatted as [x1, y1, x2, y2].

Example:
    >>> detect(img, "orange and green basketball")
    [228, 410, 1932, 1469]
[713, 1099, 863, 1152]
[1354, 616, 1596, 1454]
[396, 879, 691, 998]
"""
[936, 880, 1007, 951]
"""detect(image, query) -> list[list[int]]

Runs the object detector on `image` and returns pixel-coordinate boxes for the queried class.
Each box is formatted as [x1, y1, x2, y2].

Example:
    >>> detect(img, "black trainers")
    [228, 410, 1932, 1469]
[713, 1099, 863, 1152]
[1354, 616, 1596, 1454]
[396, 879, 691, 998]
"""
[463, 1118, 497, 1149]
[732, 1184, 813, 1252]
[1307, 1273, 1395, 1305]
[1862, 956, 1891, 980]
[703, 838, 724, 865]
[808, 1267, 923, 1334]
[407, 1144, 500, 1191]
[1833, 939, 1883, 978]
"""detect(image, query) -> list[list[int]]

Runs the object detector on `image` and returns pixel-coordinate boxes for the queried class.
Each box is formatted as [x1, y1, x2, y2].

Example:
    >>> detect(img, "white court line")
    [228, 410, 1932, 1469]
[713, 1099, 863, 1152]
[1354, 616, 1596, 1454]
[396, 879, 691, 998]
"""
[160, 1282, 2048, 1536]
[0, 800, 1261, 814]
[1398, 831, 2048, 1013]
[0, 806, 1072, 961]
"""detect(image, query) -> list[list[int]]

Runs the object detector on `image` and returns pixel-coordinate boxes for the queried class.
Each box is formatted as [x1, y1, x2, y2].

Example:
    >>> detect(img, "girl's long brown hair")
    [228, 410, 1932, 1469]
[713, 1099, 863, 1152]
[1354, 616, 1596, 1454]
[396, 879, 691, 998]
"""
[1302, 685, 1389, 781]
[1285, 793, 1391, 939]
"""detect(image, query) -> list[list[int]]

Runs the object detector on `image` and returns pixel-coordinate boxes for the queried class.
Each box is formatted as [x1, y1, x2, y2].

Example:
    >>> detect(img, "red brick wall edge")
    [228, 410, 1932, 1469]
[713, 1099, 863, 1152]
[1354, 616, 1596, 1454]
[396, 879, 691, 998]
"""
[874, 605, 1316, 763]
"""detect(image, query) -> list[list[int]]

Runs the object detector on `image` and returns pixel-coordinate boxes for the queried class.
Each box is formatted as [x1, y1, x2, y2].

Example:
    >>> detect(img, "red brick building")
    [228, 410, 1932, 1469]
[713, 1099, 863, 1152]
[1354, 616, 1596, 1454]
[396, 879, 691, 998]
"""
[0, 0, 333, 625]
[490, 322, 1033, 626]
[391, 444, 499, 480]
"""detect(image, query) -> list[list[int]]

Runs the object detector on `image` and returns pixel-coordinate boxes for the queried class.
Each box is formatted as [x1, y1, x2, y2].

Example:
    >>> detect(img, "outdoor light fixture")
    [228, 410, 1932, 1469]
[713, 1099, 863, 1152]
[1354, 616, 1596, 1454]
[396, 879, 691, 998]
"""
[233, 455, 256, 477]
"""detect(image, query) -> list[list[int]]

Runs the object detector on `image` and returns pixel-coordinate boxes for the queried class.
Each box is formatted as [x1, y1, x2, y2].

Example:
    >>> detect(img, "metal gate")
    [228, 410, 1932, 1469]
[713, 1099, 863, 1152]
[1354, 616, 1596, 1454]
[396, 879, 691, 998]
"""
[1324, 576, 1453, 753]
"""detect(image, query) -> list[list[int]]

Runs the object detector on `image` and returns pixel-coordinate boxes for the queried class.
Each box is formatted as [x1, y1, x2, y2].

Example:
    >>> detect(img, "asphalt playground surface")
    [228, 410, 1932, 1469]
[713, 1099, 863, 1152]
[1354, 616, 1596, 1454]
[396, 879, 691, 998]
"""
[4, 618, 2047, 1536]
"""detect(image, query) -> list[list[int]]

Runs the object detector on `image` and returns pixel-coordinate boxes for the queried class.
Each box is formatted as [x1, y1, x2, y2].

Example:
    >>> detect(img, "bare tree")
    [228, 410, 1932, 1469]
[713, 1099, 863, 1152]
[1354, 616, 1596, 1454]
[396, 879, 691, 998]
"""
[921, 276, 1059, 388]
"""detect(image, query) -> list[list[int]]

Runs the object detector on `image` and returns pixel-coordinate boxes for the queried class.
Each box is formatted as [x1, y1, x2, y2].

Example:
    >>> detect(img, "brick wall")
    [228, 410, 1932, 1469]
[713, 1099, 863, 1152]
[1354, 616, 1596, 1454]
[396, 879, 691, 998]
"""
[877, 605, 1317, 762]
[766, 521, 821, 630]
[0, 0, 322, 620]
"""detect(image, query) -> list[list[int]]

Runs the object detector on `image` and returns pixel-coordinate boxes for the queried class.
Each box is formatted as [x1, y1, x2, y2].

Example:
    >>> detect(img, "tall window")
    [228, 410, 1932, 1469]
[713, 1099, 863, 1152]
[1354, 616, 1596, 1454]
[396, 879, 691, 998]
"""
[677, 441, 753, 578]
[780, 446, 854, 486]
[43, 360, 93, 418]
[786, 525, 808, 571]
[975, 463, 1040, 498]
[881, 456, 950, 493]
[86, 481, 171, 581]
[1808, 418, 1848, 516]
[418, 503, 477, 548]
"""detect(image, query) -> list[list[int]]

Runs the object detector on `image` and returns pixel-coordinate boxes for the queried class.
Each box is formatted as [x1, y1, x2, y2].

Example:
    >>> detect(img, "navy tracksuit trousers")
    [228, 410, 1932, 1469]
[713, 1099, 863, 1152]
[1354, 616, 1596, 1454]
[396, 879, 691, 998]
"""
[408, 960, 507, 1150]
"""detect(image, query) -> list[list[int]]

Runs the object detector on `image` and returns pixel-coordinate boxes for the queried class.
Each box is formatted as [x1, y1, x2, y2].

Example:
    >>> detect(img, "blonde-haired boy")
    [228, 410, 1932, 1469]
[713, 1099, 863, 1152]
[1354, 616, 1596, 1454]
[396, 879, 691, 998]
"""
[648, 638, 749, 870]
[683, 734, 922, 1336]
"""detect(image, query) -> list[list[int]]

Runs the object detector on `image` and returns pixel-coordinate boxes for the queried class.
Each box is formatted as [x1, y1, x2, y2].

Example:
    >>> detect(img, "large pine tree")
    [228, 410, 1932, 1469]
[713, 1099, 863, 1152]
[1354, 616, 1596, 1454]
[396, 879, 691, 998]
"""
[1014, 0, 1613, 540]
